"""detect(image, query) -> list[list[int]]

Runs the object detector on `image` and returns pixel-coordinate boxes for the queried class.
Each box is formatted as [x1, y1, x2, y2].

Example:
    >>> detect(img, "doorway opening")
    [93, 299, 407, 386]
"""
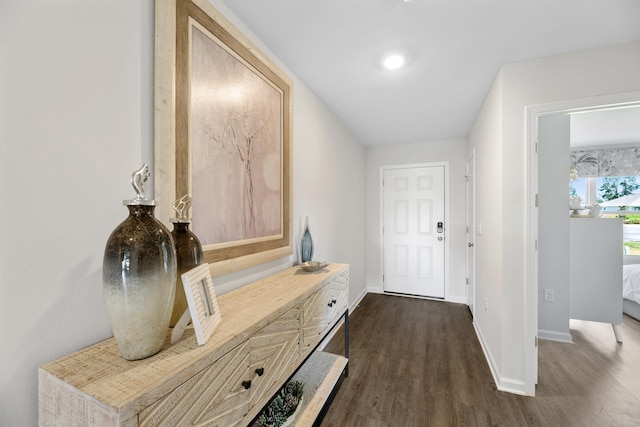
[526, 91, 640, 396]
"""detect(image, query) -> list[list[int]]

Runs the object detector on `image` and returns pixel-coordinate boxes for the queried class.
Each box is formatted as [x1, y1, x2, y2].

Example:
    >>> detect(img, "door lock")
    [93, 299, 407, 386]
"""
[437, 222, 444, 233]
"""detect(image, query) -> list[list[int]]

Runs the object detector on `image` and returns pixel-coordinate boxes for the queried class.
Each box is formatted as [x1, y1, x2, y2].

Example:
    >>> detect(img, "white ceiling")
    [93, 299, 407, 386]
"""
[223, 0, 640, 146]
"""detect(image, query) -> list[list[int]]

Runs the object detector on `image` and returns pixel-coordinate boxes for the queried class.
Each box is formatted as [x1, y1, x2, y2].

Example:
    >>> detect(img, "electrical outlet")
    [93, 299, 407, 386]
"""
[543, 289, 555, 302]
[484, 297, 488, 312]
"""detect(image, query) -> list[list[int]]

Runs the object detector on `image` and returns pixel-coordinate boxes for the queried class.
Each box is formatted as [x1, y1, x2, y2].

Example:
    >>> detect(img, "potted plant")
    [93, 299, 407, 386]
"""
[257, 380, 304, 427]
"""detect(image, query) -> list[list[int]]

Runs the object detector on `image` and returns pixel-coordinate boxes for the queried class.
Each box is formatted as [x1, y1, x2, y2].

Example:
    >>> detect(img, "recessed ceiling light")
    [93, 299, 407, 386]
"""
[383, 54, 405, 70]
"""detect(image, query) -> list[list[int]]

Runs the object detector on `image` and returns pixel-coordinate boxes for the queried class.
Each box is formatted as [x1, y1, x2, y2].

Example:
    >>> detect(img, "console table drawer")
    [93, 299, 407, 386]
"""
[327, 270, 349, 323]
[302, 272, 349, 351]
[139, 341, 250, 427]
[247, 306, 301, 411]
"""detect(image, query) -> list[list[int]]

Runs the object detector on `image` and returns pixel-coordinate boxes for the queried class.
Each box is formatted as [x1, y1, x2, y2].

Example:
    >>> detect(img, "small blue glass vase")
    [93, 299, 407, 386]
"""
[301, 216, 314, 262]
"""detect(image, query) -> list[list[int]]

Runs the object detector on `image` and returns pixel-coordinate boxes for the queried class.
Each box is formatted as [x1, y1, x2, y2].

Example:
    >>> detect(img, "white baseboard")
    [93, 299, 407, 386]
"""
[499, 378, 527, 395]
[367, 285, 383, 294]
[350, 287, 367, 313]
[472, 321, 527, 395]
[447, 295, 467, 304]
[472, 321, 501, 388]
[538, 329, 573, 343]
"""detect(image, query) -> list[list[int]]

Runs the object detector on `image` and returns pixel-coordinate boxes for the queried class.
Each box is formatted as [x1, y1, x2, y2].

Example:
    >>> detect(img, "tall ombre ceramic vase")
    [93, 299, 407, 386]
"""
[102, 164, 177, 360]
[169, 194, 203, 327]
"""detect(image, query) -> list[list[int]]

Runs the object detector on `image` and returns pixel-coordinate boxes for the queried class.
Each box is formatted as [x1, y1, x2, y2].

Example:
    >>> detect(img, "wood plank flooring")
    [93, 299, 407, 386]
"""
[320, 293, 640, 427]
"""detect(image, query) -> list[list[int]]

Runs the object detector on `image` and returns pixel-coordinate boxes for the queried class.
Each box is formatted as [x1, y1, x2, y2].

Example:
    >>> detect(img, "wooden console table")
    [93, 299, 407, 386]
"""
[39, 263, 349, 426]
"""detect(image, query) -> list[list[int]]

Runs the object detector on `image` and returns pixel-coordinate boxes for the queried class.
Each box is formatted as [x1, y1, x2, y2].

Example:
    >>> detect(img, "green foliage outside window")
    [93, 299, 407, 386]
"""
[598, 176, 640, 201]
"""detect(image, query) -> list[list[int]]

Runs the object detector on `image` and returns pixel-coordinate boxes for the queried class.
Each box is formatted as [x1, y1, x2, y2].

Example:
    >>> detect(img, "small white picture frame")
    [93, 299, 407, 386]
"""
[181, 263, 221, 345]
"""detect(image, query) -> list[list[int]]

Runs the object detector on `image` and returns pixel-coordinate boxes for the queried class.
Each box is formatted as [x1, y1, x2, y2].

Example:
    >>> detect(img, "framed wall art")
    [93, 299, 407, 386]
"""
[155, 0, 293, 277]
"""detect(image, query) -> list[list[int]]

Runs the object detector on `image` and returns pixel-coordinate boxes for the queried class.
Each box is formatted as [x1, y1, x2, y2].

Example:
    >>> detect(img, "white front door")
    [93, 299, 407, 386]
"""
[382, 165, 446, 298]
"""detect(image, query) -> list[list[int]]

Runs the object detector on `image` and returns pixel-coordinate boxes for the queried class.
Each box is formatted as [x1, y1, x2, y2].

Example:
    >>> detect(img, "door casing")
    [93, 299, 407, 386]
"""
[466, 151, 476, 317]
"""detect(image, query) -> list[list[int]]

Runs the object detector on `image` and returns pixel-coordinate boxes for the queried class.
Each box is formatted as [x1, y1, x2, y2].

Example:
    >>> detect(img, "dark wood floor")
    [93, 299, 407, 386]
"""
[320, 293, 640, 427]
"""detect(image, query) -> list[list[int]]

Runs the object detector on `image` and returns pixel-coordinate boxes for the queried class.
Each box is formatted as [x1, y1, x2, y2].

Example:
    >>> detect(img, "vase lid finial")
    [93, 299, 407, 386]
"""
[124, 163, 157, 206]
[171, 194, 192, 223]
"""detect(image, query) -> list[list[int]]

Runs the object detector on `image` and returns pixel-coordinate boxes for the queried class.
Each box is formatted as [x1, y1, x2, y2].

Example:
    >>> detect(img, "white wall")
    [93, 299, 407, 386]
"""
[537, 114, 571, 342]
[469, 40, 640, 394]
[467, 73, 505, 378]
[1, 2, 149, 423]
[366, 138, 468, 303]
[0, 1, 366, 424]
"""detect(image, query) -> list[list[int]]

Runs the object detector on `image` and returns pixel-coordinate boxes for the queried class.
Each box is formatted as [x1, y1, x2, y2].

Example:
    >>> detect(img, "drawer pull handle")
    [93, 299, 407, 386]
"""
[242, 380, 252, 390]
[255, 368, 264, 376]
[328, 302, 333, 307]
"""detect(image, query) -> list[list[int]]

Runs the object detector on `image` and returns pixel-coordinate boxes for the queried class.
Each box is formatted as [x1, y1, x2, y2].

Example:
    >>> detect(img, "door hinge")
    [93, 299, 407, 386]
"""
[535, 141, 538, 154]
[535, 336, 538, 347]
[535, 239, 538, 251]
[535, 194, 539, 207]
[466, 277, 469, 285]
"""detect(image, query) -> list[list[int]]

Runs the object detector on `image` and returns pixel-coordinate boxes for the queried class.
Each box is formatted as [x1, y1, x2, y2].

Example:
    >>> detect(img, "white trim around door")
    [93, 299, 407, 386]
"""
[466, 150, 476, 317]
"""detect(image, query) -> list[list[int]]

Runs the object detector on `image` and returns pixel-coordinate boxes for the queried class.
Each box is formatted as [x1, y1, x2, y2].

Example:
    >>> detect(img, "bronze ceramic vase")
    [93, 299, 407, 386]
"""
[102, 164, 177, 360]
[169, 195, 203, 327]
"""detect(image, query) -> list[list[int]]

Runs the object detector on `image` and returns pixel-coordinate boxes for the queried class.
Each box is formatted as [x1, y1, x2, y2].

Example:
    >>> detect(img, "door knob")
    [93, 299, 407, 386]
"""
[468, 242, 474, 247]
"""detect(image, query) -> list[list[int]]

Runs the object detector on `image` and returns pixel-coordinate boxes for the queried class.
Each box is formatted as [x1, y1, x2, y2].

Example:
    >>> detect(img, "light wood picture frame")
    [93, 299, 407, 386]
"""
[155, 0, 293, 277]
[181, 263, 221, 345]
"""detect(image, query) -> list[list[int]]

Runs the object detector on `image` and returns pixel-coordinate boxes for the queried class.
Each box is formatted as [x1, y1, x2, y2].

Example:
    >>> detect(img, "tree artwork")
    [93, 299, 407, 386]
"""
[189, 26, 283, 246]
[206, 105, 265, 238]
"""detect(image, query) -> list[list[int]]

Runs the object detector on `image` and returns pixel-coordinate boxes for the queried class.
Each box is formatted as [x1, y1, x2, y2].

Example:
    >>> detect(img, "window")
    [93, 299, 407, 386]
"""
[570, 177, 597, 207]
[570, 175, 640, 254]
